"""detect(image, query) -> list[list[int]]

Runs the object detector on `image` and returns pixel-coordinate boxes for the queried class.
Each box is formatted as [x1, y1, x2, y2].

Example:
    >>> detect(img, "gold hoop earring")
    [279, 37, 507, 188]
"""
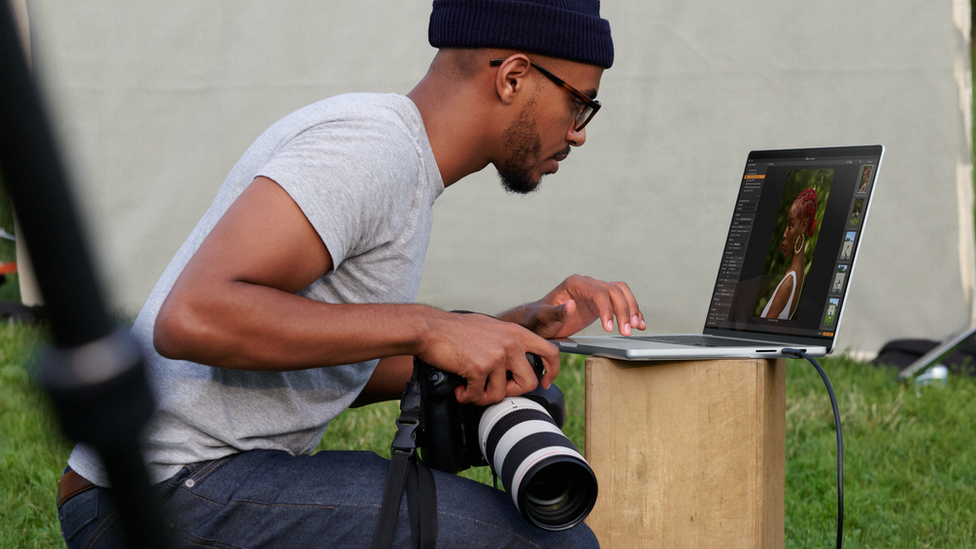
[793, 235, 804, 255]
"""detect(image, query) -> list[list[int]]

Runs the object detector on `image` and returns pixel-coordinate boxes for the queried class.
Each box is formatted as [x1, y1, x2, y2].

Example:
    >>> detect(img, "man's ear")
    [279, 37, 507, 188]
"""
[493, 54, 532, 104]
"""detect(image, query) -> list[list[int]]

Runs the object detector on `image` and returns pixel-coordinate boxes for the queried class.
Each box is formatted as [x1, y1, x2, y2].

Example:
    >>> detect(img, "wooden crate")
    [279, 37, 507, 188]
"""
[584, 357, 785, 549]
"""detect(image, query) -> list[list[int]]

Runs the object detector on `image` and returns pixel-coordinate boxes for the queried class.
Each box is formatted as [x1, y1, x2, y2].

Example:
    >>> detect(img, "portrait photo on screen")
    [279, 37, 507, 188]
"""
[753, 169, 833, 320]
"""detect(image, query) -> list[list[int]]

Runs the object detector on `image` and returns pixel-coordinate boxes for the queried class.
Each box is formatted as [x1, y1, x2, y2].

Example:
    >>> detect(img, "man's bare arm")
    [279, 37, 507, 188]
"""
[153, 176, 555, 406]
[351, 355, 414, 407]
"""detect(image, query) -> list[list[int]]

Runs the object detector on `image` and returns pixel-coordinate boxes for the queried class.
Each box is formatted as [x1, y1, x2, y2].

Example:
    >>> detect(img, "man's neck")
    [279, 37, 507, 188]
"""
[406, 69, 499, 188]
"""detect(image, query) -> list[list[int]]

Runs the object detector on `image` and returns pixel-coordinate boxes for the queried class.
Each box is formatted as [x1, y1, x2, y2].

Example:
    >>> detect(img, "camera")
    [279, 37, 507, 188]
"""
[415, 353, 598, 531]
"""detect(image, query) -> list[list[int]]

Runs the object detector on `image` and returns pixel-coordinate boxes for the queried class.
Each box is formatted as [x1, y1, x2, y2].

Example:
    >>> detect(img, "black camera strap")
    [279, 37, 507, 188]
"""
[372, 369, 438, 549]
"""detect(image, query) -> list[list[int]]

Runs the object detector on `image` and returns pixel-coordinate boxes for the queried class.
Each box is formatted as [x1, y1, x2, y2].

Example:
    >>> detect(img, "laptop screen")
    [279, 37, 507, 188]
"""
[703, 145, 883, 346]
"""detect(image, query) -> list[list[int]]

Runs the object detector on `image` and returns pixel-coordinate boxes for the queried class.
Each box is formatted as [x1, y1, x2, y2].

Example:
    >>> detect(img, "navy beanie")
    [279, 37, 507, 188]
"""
[428, 0, 614, 69]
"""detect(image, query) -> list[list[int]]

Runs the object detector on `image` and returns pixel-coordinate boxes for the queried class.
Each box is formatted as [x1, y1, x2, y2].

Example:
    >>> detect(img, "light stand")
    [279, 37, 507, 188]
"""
[0, 3, 174, 548]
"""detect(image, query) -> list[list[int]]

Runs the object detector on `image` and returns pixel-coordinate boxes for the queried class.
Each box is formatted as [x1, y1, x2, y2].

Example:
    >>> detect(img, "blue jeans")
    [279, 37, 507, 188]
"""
[59, 449, 600, 548]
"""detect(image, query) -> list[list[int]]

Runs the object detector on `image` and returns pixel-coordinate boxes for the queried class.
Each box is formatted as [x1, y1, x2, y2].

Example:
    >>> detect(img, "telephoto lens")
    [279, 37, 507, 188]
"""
[478, 397, 598, 531]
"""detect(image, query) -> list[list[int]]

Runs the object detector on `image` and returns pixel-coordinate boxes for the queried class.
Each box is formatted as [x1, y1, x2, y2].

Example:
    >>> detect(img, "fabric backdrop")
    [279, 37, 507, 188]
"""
[23, 0, 975, 356]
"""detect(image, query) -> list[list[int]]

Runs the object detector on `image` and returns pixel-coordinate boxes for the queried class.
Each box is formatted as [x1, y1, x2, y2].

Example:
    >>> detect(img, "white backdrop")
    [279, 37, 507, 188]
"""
[23, 0, 975, 356]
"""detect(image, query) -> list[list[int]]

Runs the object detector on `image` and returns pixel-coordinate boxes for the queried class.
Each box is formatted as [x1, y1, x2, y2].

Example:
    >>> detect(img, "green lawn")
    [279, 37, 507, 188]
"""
[0, 323, 66, 547]
[2, 322, 975, 548]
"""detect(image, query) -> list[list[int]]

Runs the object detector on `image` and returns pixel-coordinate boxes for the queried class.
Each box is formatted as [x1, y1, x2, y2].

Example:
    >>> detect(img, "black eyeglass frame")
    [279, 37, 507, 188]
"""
[489, 58, 601, 132]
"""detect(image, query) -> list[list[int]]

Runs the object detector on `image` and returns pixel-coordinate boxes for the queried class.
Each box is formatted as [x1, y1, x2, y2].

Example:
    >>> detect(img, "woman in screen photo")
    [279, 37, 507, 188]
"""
[753, 168, 831, 320]
[760, 187, 819, 318]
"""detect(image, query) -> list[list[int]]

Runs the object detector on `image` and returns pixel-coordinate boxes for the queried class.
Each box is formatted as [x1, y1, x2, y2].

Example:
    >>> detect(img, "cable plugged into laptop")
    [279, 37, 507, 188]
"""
[781, 348, 844, 549]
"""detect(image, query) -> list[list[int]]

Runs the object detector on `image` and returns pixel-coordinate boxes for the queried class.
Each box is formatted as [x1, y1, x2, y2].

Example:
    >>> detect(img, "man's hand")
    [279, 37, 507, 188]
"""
[497, 274, 645, 339]
[416, 311, 560, 407]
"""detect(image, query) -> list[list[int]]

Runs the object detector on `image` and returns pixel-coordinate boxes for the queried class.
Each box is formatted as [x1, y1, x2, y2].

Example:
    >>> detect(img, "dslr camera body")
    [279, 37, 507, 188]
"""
[415, 353, 597, 531]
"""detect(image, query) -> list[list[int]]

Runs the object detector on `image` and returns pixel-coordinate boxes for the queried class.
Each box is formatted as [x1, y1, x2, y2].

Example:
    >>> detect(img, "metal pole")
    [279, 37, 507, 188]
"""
[0, 2, 174, 547]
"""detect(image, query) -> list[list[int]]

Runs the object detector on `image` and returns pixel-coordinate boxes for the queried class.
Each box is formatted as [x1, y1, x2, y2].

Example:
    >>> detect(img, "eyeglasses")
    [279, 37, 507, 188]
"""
[490, 58, 601, 132]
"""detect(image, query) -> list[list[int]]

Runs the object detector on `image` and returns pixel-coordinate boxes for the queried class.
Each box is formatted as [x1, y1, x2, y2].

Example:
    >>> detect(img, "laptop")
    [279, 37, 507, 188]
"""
[554, 144, 884, 361]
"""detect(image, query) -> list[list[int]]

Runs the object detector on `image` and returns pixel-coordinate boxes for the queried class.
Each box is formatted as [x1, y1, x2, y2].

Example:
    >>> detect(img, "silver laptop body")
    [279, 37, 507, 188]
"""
[555, 144, 884, 361]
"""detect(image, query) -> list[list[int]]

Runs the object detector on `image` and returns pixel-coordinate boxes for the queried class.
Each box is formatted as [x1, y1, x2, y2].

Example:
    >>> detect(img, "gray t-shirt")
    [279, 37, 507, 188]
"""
[68, 93, 444, 485]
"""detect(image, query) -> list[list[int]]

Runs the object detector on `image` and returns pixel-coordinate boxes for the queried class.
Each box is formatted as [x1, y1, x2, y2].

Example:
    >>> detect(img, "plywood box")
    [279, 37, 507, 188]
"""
[584, 357, 785, 549]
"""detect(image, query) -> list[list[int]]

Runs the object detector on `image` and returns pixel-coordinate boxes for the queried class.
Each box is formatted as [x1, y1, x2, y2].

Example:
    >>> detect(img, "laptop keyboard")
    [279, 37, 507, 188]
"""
[628, 335, 741, 347]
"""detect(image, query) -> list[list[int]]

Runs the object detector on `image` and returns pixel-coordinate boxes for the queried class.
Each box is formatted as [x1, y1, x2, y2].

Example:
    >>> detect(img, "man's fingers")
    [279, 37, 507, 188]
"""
[423, 309, 570, 405]
[600, 280, 642, 335]
[453, 342, 558, 405]
[615, 280, 644, 330]
[538, 349, 560, 389]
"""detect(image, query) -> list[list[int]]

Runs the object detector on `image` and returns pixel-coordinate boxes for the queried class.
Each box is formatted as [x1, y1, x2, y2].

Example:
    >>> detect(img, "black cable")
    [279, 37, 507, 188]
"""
[782, 348, 844, 549]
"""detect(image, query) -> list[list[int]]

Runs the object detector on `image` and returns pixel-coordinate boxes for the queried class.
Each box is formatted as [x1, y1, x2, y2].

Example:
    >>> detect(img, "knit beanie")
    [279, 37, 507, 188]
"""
[428, 0, 614, 69]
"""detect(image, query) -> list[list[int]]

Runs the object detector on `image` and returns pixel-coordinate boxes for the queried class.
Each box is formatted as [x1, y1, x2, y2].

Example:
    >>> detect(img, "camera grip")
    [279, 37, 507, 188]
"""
[414, 353, 565, 473]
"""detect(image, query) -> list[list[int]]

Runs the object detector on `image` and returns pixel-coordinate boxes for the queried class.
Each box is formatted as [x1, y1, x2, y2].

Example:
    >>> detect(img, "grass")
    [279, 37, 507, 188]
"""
[785, 356, 976, 548]
[3, 323, 975, 548]
[0, 323, 68, 548]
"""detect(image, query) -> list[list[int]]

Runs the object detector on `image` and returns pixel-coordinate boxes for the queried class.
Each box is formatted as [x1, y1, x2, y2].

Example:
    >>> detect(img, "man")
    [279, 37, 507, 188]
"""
[58, 1, 644, 547]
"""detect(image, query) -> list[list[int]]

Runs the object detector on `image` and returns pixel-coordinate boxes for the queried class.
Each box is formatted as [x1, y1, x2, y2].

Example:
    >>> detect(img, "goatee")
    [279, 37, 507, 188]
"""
[497, 101, 543, 195]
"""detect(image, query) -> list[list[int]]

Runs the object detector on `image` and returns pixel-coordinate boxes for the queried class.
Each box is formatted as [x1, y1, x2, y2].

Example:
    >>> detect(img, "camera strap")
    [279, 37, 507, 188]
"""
[372, 369, 438, 549]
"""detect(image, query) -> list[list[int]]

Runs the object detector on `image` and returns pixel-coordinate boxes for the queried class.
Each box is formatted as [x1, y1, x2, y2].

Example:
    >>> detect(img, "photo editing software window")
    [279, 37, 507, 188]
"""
[705, 148, 880, 342]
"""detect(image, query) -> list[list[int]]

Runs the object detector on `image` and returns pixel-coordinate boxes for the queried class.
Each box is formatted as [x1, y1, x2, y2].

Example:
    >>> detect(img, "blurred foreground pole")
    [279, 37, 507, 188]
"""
[0, 2, 173, 548]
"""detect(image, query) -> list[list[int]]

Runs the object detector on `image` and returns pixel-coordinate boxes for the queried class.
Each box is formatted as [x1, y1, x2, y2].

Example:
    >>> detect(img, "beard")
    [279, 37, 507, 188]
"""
[497, 101, 545, 195]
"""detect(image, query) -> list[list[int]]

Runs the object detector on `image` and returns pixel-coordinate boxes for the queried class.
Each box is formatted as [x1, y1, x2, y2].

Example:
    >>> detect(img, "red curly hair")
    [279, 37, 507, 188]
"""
[794, 187, 818, 236]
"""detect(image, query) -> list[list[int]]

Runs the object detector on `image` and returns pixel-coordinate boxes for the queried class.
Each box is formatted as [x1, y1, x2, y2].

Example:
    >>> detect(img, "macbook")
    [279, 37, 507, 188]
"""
[554, 144, 884, 360]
